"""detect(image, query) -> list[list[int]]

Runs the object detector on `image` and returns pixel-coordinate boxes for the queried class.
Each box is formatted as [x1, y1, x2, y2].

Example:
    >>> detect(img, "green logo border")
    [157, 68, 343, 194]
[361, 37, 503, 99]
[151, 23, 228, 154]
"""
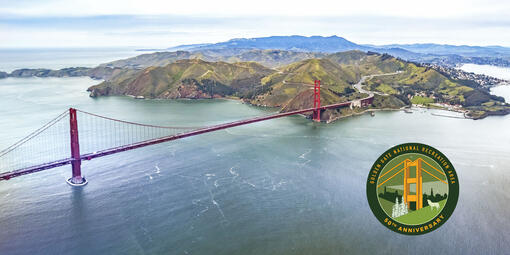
[366, 143, 459, 235]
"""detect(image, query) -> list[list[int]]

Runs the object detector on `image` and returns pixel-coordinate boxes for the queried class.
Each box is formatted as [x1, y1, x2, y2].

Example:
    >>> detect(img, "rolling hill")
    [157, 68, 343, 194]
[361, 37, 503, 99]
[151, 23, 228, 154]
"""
[325, 51, 405, 78]
[88, 59, 275, 99]
[87, 51, 510, 121]
[253, 58, 356, 107]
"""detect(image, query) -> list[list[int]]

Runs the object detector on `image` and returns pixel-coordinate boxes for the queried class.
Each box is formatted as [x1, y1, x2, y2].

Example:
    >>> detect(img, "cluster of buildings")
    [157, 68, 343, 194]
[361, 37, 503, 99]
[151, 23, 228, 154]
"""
[430, 102, 464, 112]
[425, 64, 509, 88]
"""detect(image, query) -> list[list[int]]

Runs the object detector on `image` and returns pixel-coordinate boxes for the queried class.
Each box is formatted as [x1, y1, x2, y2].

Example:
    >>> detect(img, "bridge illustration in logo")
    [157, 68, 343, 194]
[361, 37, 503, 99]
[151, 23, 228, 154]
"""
[377, 157, 447, 210]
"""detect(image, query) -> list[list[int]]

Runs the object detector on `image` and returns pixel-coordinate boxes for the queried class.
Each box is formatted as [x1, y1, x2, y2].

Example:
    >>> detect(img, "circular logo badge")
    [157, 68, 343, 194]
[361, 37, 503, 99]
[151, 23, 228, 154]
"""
[366, 143, 459, 235]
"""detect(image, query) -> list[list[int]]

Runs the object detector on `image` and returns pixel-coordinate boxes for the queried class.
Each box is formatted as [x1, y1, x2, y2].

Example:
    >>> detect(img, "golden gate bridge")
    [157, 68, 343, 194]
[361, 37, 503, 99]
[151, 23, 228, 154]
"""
[377, 158, 447, 210]
[0, 81, 373, 186]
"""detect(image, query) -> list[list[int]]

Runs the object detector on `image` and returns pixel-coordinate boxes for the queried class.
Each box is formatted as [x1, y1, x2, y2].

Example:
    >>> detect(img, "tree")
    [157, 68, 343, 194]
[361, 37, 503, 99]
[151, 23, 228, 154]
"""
[392, 197, 400, 218]
[400, 197, 408, 215]
[392, 196, 409, 218]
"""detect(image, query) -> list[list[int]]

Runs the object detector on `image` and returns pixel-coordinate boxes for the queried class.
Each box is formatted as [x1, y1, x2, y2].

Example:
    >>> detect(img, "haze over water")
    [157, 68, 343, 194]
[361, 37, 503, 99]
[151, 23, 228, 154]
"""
[0, 48, 147, 73]
[0, 52, 510, 254]
[460, 63, 510, 80]
[459, 63, 510, 103]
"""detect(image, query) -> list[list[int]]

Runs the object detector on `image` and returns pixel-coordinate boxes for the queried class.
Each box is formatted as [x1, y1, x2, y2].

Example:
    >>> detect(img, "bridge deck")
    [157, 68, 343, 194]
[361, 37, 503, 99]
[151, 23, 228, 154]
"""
[0, 95, 373, 180]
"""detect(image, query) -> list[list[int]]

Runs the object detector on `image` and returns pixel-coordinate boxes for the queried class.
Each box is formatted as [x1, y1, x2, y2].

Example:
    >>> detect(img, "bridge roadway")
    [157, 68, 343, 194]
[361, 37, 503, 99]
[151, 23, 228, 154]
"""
[0, 95, 373, 181]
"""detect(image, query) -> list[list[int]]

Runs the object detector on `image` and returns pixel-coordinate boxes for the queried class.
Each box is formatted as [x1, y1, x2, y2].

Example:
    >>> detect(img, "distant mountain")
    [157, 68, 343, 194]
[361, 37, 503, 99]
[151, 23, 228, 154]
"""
[162, 35, 510, 67]
[3, 66, 126, 80]
[370, 43, 510, 67]
[101, 36, 510, 71]
[165, 43, 210, 51]
[372, 43, 510, 57]
[171, 35, 369, 53]
[101, 49, 325, 69]
[100, 51, 215, 69]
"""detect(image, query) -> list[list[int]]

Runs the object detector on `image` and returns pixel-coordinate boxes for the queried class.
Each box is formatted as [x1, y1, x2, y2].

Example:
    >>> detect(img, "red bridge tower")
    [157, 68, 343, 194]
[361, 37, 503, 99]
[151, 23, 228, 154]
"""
[67, 108, 87, 186]
[313, 80, 321, 122]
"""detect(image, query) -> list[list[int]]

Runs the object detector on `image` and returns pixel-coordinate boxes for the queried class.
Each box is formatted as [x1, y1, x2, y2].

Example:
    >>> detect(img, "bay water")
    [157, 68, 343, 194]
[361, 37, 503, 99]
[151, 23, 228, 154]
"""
[0, 55, 509, 254]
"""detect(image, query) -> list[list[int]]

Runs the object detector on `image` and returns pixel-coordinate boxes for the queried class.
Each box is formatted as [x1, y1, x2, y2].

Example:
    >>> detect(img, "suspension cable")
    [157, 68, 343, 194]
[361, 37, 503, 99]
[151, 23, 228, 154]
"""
[75, 109, 200, 130]
[0, 110, 69, 157]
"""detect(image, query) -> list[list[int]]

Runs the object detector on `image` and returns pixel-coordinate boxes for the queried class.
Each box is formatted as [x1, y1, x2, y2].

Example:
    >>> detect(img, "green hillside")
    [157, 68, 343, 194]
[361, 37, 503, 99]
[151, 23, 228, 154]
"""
[251, 58, 358, 109]
[88, 50, 510, 121]
[326, 51, 404, 78]
[225, 49, 325, 68]
[364, 61, 509, 117]
[395, 199, 446, 225]
[88, 59, 275, 99]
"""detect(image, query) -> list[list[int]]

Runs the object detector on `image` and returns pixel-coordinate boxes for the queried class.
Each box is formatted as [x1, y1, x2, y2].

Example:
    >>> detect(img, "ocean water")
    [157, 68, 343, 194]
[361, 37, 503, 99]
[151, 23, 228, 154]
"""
[491, 85, 510, 103]
[459, 63, 510, 103]
[459, 63, 510, 80]
[0, 48, 149, 73]
[0, 53, 509, 254]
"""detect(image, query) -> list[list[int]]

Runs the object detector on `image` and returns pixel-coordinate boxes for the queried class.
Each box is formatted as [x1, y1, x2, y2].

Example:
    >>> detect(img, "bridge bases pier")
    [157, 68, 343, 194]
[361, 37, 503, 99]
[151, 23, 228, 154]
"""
[66, 176, 88, 186]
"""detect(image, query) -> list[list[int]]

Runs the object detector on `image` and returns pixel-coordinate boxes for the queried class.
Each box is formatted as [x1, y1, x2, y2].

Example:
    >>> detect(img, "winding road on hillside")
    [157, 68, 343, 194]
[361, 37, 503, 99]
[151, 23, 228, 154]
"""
[353, 71, 402, 96]
[278, 71, 401, 111]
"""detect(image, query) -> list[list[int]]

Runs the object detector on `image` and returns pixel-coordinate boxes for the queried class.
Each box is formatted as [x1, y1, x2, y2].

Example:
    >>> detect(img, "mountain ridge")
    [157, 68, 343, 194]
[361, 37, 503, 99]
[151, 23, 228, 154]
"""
[161, 35, 510, 67]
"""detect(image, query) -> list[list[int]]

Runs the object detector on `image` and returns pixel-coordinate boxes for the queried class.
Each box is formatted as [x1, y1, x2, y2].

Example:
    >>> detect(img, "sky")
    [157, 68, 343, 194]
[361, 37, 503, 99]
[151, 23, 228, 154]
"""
[1, 0, 510, 48]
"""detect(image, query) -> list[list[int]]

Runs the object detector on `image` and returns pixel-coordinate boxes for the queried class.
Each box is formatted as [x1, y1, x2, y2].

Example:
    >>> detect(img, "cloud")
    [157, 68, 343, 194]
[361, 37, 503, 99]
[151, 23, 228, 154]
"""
[1, 0, 508, 18]
[1, 1, 510, 48]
